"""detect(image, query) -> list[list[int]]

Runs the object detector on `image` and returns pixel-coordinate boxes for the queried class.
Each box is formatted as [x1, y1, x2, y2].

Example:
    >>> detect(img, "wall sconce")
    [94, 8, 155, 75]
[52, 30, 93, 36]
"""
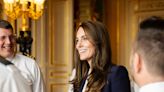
[3, 0, 45, 55]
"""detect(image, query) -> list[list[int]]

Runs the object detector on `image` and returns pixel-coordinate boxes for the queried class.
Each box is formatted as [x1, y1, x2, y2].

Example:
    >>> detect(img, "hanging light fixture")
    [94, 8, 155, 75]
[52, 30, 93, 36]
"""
[3, 0, 45, 56]
[3, 0, 45, 31]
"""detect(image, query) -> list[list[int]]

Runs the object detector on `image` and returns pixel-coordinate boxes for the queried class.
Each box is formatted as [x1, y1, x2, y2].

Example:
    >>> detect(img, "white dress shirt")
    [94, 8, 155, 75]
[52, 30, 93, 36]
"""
[8, 53, 45, 92]
[139, 82, 164, 92]
[0, 63, 32, 92]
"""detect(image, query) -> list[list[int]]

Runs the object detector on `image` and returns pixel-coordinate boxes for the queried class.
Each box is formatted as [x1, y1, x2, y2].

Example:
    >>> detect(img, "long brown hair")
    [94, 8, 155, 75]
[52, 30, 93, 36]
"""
[71, 21, 113, 92]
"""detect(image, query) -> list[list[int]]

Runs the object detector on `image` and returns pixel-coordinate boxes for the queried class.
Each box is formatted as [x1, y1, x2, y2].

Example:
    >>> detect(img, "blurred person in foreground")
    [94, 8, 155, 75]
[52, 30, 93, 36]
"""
[130, 16, 164, 92]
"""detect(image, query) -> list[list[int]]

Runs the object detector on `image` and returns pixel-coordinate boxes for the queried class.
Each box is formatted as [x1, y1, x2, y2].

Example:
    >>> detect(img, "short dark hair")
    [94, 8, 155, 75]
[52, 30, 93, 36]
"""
[134, 16, 164, 76]
[0, 19, 13, 31]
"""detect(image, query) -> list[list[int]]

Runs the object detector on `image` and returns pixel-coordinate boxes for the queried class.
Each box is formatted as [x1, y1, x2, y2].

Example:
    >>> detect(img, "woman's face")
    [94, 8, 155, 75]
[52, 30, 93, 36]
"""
[76, 27, 95, 62]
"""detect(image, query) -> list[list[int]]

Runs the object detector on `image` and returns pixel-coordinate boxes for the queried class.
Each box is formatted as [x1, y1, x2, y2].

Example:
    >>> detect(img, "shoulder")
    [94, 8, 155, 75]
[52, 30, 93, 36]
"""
[68, 69, 76, 92]
[15, 54, 35, 61]
[69, 69, 76, 81]
[14, 54, 36, 64]
[111, 65, 128, 74]
[13, 54, 39, 71]
[104, 66, 130, 92]
[108, 65, 129, 80]
[103, 65, 131, 92]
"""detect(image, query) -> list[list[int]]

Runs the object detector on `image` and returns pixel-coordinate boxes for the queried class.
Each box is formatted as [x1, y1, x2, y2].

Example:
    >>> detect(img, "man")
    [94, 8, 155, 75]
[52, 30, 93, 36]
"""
[130, 16, 164, 92]
[0, 56, 33, 92]
[0, 19, 45, 92]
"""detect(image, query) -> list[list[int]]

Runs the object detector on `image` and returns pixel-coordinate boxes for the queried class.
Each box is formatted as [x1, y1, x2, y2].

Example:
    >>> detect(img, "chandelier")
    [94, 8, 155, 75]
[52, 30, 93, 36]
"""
[3, 0, 45, 31]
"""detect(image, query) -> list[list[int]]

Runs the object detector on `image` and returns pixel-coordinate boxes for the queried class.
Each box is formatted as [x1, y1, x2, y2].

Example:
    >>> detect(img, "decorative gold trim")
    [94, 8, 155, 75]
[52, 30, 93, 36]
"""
[138, 0, 164, 12]
[49, 70, 69, 79]
[49, 83, 68, 92]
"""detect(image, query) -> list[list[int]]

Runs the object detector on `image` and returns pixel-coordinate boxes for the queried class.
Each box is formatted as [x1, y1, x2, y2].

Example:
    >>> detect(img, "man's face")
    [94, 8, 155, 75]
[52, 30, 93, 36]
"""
[0, 28, 16, 58]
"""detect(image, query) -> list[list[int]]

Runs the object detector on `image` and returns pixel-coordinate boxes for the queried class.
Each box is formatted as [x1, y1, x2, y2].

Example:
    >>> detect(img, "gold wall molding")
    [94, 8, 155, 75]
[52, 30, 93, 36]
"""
[49, 83, 68, 92]
[46, 0, 73, 91]
[49, 70, 68, 79]
[138, 0, 164, 12]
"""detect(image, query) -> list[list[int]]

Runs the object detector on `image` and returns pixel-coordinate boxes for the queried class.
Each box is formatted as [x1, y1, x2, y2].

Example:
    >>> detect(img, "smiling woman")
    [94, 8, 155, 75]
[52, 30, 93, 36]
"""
[69, 20, 131, 92]
[75, 27, 95, 66]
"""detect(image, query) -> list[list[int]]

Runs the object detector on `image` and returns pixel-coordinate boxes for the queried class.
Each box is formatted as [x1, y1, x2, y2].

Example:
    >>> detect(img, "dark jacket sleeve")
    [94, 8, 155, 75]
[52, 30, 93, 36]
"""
[103, 65, 131, 92]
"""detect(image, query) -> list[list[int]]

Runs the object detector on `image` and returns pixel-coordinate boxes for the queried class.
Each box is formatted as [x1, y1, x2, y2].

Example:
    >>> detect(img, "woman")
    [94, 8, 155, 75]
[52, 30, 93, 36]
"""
[69, 21, 131, 92]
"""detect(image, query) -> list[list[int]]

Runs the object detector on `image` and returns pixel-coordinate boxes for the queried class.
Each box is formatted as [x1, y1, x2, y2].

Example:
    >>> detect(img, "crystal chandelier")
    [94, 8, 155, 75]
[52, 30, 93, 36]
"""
[3, 0, 45, 31]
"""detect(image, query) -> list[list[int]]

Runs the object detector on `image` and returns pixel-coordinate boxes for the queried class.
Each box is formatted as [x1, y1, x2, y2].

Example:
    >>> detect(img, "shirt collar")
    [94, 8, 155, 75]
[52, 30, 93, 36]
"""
[140, 82, 164, 92]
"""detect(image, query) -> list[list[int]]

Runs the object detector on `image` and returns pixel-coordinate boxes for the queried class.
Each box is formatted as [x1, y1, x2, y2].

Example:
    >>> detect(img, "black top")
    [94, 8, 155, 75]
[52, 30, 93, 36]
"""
[79, 75, 88, 92]
[79, 65, 131, 92]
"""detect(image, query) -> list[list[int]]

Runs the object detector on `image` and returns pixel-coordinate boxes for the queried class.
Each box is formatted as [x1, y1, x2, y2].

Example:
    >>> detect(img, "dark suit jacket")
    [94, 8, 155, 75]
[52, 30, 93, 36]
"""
[102, 65, 131, 92]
